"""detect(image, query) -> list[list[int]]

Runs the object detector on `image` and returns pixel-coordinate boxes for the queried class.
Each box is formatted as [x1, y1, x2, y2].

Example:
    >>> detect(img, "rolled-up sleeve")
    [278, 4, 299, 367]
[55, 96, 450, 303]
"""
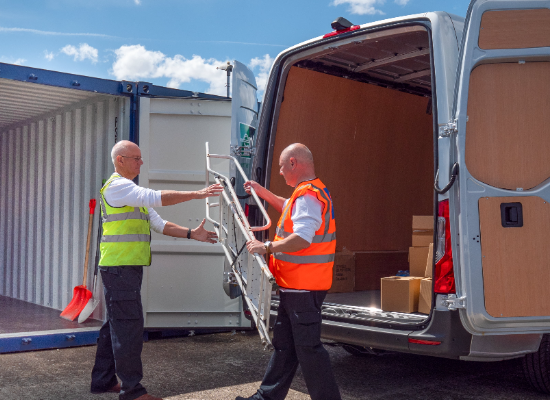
[148, 207, 167, 234]
[291, 192, 323, 244]
[104, 177, 162, 208]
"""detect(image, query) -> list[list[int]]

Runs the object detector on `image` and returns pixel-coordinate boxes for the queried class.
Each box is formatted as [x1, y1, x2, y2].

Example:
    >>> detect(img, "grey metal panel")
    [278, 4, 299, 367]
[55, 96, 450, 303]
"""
[0, 90, 124, 318]
[138, 96, 246, 329]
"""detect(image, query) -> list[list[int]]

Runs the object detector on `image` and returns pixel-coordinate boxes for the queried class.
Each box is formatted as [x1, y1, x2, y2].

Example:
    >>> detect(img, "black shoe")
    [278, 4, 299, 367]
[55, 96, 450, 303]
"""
[235, 397, 254, 400]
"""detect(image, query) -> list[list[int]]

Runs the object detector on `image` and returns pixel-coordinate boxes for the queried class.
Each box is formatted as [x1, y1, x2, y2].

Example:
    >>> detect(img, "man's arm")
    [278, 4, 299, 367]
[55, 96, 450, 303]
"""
[247, 233, 309, 255]
[244, 180, 286, 213]
[163, 219, 217, 244]
[161, 184, 223, 206]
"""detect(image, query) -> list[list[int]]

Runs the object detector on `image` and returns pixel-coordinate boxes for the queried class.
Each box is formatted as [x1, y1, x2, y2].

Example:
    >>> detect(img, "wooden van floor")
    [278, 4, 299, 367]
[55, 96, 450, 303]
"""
[325, 290, 381, 309]
[0, 295, 102, 335]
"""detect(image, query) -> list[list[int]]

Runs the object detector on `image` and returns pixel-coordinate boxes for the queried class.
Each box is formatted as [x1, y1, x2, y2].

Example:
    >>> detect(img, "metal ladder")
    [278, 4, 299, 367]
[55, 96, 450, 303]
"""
[204, 142, 275, 348]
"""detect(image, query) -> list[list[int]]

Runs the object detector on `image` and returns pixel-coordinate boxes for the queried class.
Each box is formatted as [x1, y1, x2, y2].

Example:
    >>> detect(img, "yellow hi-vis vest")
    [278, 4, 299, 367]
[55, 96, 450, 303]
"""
[98, 173, 152, 267]
[269, 178, 336, 290]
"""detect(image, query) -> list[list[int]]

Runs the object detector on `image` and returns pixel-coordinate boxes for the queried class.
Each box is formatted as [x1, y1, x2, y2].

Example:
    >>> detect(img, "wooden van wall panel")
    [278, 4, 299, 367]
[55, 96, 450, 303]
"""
[268, 67, 433, 252]
[479, 196, 550, 318]
[466, 62, 550, 190]
[479, 9, 550, 50]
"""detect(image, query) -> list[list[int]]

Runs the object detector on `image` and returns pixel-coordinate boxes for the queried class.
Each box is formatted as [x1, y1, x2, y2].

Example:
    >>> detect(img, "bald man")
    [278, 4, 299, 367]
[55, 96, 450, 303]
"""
[237, 144, 341, 400]
[90, 140, 223, 400]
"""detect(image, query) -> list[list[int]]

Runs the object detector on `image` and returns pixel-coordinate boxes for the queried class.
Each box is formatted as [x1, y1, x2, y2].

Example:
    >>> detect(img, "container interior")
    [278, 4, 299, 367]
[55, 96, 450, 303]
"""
[266, 26, 435, 316]
[0, 78, 128, 336]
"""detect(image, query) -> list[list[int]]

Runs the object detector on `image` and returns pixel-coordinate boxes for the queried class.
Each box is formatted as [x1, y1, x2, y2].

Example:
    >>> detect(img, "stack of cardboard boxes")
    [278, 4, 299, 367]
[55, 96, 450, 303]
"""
[380, 216, 434, 313]
[328, 247, 355, 293]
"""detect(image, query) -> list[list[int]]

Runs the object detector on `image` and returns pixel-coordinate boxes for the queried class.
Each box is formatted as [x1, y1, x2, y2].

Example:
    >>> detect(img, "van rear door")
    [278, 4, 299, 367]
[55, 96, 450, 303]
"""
[454, 0, 550, 334]
[229, 60, 259, 201]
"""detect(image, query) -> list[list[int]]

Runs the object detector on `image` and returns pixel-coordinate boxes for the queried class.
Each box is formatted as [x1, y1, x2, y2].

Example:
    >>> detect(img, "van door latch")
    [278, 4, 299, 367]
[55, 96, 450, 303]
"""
[439, 120, 458, 138]
[441, 294, 466, 310]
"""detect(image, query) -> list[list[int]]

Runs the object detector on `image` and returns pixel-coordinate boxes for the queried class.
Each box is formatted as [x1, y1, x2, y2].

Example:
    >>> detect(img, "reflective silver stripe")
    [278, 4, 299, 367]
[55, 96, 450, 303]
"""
[276, 226, 335, 243]
[104, 209, 150, 223]
[101, 234, 150, 243]
[272, 252, 335, 264]
[309, 183, 331, 234]
[311, 231, 336, 243]
[276, 226, 290, 238]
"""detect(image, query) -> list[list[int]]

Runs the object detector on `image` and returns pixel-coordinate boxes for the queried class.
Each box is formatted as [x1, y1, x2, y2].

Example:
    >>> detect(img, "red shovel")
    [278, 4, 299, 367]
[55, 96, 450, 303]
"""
[60, 199, 96, 321]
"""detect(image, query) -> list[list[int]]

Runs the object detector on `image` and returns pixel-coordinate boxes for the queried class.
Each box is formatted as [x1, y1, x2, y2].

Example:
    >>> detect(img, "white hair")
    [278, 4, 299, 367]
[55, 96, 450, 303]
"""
[111, 140, 136, 165]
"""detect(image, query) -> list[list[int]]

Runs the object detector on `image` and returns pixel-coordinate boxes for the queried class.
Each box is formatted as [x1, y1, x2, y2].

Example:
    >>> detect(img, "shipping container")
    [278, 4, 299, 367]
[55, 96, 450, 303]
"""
[0, 62, 253, 353]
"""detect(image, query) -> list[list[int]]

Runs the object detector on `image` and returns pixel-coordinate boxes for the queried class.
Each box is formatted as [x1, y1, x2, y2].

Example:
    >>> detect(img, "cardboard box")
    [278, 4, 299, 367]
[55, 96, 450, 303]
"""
[413, 215, 434, 231]
[418, 278, 433, 314]
[329, 248, 355, 293]
[412, 231, 433, 247]
[354, 251, 409, 291]
[425, 243, 434, 278]
[381, 276, 423, 313]
[409, 246, 430, 277]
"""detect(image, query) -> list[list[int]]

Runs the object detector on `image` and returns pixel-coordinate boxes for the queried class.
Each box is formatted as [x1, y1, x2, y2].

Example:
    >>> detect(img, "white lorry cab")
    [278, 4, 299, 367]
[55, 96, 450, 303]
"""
[219, 0, 550, 394]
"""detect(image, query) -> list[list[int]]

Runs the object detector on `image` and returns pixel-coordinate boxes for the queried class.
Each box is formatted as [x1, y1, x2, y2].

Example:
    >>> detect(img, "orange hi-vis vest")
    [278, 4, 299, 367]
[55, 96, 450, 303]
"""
[270, 178, 336, 290]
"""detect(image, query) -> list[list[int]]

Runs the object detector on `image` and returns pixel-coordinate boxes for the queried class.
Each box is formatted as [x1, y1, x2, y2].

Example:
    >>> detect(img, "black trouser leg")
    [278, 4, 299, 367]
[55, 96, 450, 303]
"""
[256, 290, 341, 400]
[90, 266, 147, 400]
[90, 320, 118, 393]
[256, 296, 300, 400]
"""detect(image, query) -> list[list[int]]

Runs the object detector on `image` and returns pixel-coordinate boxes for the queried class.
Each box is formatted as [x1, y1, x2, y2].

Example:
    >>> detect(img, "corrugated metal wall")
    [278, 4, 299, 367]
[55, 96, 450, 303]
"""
[0, 94, 127, 311]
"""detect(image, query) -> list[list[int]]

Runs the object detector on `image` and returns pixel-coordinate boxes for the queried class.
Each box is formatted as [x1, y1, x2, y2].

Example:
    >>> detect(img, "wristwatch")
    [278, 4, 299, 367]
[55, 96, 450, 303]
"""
[264, 241, 272, 255]
[187, 229, 192, 239]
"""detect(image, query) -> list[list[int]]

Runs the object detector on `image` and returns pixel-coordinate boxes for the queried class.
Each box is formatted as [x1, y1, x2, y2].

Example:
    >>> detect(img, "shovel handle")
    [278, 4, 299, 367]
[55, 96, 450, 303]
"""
[83, 199, 96, 286]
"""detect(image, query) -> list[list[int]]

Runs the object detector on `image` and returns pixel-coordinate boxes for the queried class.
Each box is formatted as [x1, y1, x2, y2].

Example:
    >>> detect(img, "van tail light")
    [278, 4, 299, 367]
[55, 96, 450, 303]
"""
[323, 25, 360, 38]
[434, 199, 456, 294]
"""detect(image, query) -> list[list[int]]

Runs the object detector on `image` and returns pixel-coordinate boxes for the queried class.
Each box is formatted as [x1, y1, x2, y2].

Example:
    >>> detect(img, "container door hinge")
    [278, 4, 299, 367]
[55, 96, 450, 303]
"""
[439, 120, 458, 138]
[440, 294, 466, 310]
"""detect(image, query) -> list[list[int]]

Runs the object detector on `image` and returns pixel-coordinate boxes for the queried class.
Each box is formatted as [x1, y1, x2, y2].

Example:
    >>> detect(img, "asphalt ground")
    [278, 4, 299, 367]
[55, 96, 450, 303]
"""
[0, 330, 549, 400]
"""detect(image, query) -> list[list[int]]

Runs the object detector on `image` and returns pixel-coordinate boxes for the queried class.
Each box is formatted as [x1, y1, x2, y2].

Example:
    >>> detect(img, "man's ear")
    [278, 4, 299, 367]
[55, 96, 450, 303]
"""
[290, 157, 297, 169]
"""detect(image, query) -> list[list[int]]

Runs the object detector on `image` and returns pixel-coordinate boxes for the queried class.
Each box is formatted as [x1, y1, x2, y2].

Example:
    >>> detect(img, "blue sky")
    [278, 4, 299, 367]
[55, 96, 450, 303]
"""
[0, 0, 471, 96]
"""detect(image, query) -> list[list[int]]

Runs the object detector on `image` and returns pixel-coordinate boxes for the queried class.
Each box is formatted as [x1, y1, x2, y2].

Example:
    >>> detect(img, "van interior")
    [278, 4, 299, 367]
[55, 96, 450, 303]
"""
[266, 25, 435, 320]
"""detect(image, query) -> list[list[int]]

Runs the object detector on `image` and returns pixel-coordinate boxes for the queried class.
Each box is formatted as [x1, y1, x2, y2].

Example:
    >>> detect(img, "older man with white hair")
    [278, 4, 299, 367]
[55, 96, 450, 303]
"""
[90, 140, 223, 400]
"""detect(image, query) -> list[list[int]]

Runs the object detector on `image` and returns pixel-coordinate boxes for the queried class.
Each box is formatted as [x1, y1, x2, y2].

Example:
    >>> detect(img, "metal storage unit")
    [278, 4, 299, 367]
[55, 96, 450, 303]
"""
[0, 63, 248, 353]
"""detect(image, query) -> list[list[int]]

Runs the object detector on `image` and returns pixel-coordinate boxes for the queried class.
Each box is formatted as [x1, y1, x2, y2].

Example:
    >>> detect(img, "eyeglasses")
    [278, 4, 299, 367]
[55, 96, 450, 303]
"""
[120, 155, 143, 162]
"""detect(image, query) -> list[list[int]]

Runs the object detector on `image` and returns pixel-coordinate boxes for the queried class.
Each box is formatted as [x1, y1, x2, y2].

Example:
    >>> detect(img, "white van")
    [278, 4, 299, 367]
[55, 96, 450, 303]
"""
[230, 0, 550, 393]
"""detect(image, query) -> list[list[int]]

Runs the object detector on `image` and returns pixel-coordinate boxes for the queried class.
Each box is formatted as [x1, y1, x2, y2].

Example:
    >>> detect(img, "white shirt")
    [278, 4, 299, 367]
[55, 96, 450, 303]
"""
[282, 191, 323, 244]
[103, 176, 167, 234]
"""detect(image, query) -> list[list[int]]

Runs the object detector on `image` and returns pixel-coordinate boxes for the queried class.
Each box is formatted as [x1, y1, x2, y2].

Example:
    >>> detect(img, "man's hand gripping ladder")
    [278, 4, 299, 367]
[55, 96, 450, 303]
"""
[205, 142, 274, 349]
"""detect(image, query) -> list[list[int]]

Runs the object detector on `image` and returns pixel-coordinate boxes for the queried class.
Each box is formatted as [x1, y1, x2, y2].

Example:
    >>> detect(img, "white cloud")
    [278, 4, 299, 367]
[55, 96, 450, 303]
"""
[44, 51, 54, 61]
[61, 43, 98, 63]
[331, 0, 386, 15]
[134, 0, 141, 4]
[111, 44, 230, 95]
[12, 58, 26, 65]
[249, 54, 274, 95]
[395, 0, 409, 5]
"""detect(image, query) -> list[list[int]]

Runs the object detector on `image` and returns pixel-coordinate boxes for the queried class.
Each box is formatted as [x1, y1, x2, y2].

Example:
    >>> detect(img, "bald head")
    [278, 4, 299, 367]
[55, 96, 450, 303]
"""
[278, 143, 316, 187]
[111, 140, 143, 180]
[111, 140, 139, 165]
[280, 143, 314, 167]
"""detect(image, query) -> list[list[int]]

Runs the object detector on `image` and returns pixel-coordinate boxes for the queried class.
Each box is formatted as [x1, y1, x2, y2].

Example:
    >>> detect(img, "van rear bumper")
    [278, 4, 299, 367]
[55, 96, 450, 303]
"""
[320, 309, 473, 359]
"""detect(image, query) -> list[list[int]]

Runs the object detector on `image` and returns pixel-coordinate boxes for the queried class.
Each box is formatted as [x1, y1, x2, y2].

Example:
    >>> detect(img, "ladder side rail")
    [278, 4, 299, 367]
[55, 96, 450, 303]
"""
[205, 154, 275, 283]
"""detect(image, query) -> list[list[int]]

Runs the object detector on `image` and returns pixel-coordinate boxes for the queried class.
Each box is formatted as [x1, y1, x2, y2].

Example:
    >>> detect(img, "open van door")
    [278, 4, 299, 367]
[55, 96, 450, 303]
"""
[453, 0, 550, 335]
[230, 60, 259, 201]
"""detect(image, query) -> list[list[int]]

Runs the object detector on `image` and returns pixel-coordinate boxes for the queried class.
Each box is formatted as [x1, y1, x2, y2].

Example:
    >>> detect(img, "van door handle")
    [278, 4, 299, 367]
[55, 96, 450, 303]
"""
[434, 162, 459, 195]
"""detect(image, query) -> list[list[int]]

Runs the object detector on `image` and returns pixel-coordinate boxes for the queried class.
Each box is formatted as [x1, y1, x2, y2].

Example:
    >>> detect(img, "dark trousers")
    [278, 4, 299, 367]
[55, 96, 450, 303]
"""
[255, 290, 341, 400]
[90, 266, 147, 400]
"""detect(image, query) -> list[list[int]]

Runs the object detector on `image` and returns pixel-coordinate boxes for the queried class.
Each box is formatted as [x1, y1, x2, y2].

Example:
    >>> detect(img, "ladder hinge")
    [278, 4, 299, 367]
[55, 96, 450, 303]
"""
[441, 294, 466, 310]
[439, 120, 458, 138]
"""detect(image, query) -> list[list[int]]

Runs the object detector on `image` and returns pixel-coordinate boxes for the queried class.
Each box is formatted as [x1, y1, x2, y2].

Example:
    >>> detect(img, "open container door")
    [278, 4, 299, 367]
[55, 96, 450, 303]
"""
[454, 0, 550, 335]
[137, 85, 251, 331]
